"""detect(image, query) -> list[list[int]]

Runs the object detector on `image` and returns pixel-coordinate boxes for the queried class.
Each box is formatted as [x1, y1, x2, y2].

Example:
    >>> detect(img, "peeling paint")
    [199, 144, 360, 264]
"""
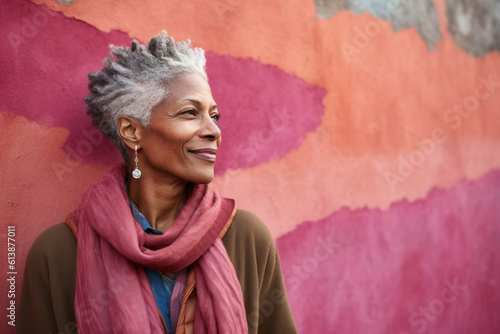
[314, 0, 442, 50]
[446, 0, 500, 57]
[315, 0, 500, 56]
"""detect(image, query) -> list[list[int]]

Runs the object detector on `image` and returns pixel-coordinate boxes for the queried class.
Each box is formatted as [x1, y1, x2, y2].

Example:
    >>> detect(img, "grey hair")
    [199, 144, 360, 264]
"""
[85, 31, 207, 167]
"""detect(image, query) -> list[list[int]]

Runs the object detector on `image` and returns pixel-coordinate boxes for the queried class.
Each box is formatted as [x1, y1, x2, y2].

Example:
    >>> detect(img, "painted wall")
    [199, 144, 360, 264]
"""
[1, 0, 499, 333]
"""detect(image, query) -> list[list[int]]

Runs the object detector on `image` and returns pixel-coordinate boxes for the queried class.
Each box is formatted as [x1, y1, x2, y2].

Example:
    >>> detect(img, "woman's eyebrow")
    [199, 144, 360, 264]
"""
[180, 99, 218, 111]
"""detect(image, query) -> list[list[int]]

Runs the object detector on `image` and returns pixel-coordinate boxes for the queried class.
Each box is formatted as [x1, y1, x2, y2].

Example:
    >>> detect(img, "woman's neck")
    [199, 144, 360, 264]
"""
[127, 175, 191, 232]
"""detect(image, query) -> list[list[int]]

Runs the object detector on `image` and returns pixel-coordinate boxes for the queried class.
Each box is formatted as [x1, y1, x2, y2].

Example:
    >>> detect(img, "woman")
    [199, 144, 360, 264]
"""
[17, 32, 297, 334]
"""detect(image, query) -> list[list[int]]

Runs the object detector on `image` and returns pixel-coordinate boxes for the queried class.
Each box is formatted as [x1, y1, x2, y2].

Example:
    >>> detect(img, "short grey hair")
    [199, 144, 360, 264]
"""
[85, 31, 207, 167]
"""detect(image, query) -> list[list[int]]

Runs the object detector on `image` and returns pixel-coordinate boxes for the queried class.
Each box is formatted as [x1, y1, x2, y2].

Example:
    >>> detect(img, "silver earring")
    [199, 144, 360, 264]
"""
[132, 145, 142, 179]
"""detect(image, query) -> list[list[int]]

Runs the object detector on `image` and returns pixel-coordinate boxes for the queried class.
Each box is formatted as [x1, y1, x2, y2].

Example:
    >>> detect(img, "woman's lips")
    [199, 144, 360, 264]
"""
[188, 149, 217, 162]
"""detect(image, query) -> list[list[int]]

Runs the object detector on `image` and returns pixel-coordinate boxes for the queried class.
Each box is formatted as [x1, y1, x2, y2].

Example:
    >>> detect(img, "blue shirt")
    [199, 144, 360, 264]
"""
[128, 198, 176, 333]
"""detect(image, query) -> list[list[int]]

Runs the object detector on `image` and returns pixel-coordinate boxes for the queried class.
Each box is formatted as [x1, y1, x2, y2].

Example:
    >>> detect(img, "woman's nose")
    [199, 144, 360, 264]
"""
[199, 114, 221, 140]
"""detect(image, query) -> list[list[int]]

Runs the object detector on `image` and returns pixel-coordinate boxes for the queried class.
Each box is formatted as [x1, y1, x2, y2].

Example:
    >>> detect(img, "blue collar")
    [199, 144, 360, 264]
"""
[126, 179, 163, 235]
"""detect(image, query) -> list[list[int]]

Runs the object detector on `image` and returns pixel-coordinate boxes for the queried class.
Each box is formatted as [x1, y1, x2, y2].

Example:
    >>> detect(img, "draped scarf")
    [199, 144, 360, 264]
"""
[66, 166, 248, 333]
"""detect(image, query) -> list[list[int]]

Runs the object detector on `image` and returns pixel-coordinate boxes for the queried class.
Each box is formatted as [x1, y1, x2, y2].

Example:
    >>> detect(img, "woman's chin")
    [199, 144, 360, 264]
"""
[185, 171, 215, 184]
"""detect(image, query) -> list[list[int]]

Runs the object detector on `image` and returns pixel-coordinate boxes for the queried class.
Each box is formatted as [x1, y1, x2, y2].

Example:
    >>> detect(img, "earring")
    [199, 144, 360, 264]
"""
[132, 145, 142, 179]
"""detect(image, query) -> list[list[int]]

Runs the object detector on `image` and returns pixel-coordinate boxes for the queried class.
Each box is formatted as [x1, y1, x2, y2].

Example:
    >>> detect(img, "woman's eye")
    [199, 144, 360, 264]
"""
[212, 114, 220, 122]
[183, 109, 197, 116]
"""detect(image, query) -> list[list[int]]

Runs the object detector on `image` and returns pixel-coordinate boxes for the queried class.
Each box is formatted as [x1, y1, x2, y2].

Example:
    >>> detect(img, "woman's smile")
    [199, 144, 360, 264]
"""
[188, 148, 218, 162]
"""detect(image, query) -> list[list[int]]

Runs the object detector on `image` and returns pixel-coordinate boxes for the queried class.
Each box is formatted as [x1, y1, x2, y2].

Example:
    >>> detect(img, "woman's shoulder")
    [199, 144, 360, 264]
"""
[232, 208, 273, 236]
[18, 223, 77, 334]
[32, 222, 76, 245]
[223, 208, 276, 252]
[27, 223, 77, 262]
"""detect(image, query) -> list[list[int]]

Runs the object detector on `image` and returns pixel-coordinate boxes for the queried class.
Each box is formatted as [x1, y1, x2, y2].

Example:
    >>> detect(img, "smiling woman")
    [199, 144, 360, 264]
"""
[16, 31, 297, 334]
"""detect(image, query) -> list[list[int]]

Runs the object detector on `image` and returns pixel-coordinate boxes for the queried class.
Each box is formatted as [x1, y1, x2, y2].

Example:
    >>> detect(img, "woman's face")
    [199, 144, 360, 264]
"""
[139, 72, 221, 184]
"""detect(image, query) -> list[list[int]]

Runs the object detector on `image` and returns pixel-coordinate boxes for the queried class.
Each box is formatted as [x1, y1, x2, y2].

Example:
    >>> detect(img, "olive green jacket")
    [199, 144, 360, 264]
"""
[17, 209, 298, 334]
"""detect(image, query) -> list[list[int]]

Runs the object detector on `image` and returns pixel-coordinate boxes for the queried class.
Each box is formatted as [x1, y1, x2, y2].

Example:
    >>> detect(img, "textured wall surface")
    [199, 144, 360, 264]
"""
[315, 0, 500, 55]
[315, 0, 442, 49]
[1, 0, 499, 333]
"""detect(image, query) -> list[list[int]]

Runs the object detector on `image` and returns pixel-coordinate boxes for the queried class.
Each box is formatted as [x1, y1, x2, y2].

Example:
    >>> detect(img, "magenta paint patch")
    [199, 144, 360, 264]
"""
[0, 1, 325, 169]
[276, 169, 500, 334]
[0, 0, 130, 165]
[207, 54, 326, 173]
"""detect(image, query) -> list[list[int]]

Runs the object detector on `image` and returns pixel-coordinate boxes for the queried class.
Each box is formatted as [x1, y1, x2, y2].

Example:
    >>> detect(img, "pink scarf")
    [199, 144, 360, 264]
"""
[67, 166, 248, 333]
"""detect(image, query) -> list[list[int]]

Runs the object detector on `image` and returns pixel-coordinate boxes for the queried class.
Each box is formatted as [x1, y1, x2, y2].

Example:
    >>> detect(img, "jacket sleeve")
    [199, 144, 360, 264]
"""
[16, 223, 78, 334]
[256, 231, 298, 334]
[224, 209, 298, 334]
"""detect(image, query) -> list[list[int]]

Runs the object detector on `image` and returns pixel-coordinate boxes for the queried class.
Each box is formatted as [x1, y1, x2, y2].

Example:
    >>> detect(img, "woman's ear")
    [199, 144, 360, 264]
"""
[118, 116, 144, 150]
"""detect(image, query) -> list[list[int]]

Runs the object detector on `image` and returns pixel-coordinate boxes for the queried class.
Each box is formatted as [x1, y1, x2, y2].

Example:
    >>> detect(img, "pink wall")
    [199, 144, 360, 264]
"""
[1, 0, 499, 333]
